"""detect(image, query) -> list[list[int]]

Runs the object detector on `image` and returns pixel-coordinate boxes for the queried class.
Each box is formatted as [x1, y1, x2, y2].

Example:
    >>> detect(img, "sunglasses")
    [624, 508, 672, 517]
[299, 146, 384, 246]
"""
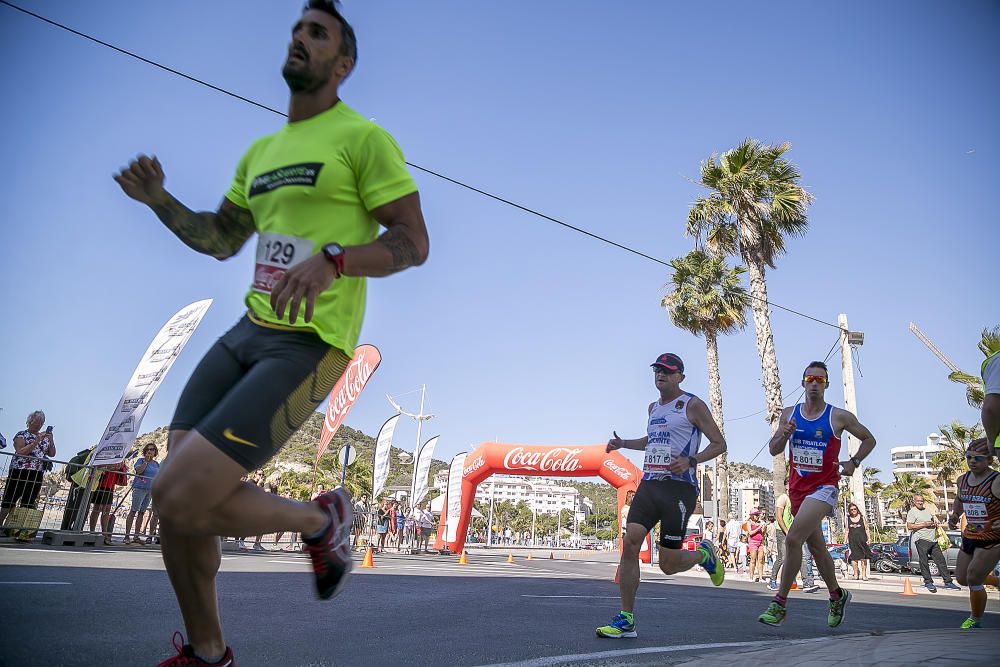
[653, 366, 679, 375]
[966, 454, 990, 462]
[803, 375, 828, 385]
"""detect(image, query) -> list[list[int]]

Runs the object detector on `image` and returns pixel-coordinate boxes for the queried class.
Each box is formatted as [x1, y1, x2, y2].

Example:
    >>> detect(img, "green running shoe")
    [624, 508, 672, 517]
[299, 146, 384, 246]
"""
[960, 617, 982, 630]
[698, 540, 725, 587]
[758, 601, 787, 626]
[828, 589, 851, 628]
[596, 613, 636, 638]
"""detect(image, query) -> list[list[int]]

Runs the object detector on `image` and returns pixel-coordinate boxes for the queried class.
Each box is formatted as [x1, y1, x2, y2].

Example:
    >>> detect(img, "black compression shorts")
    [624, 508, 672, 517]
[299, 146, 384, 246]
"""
[961, 536, 1000, 555]
[626, 478, 698, 549]
[170, 314, 351, 471]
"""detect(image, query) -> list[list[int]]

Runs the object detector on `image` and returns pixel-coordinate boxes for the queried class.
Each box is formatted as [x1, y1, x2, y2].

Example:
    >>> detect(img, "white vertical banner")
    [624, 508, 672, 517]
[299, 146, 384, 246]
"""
[371, 414, 400, 499]
[412, 435, 439, 505]
[446, 452, 467, 543]
[92, 299, 212, 465]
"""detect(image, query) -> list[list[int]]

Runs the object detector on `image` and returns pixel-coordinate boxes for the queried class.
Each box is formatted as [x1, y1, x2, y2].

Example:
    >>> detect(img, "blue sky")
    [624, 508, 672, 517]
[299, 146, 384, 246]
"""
[1, 1, 997, 484]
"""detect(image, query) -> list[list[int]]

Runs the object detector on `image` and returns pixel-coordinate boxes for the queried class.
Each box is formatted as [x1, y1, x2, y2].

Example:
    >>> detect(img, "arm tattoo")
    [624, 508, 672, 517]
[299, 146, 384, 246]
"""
[376, 225, 421, 272]
[151, 195, 255, 260]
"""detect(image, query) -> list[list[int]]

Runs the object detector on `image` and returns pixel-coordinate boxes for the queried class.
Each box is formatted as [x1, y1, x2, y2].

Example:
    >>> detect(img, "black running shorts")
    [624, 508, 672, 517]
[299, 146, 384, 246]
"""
[626, 478, 698, 549]
[961, 536, 1000, 555]
[170, 314, 351, 471]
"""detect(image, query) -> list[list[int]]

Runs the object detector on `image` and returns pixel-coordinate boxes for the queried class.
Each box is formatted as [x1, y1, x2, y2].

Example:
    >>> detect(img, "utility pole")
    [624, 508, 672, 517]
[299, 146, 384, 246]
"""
[839, 314, 866, 515]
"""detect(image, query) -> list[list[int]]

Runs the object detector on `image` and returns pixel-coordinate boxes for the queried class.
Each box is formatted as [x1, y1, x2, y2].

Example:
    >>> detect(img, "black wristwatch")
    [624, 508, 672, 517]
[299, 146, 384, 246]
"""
[688, 456, 698, 468]
[850, 455, 862, 468]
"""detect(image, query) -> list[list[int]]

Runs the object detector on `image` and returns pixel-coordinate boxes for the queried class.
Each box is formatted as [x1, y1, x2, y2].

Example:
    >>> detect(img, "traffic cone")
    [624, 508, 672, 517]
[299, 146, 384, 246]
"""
[506, 553, 514, 563]
[790, 582, 798, 590]
[527, 552, 533, 561]
[361, 546, 374, 569]
[614, 565, 620, 584]
[550, 552, 554, 560]
[458, 550, 468, 565]
[900, 578, 918, 596]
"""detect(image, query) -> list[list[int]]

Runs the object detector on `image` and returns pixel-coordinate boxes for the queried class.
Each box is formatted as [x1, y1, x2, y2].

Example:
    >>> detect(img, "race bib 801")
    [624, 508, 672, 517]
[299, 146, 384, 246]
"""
[791, 441, 825, 473]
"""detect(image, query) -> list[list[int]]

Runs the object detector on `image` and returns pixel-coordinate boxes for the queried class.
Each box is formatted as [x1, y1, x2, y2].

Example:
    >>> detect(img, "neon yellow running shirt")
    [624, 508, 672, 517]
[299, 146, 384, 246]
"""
[225, 102, 417, 356]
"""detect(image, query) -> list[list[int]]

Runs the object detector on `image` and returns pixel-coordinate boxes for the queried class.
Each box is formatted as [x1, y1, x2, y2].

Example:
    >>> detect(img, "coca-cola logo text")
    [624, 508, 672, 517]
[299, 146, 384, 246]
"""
[463, 455, 486, 477]
[325, 350, 375, 430]
[502, 447, 583, 473]
[603, 459, 632, 480]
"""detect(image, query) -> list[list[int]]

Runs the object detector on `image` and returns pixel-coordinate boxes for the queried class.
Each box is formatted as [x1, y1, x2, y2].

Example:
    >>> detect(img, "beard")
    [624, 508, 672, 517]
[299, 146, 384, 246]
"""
[282, 57, 336, 93]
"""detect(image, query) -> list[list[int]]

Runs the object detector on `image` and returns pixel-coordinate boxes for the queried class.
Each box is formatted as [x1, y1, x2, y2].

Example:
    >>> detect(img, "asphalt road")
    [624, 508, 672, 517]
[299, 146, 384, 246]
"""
[0, 544, 986, 666]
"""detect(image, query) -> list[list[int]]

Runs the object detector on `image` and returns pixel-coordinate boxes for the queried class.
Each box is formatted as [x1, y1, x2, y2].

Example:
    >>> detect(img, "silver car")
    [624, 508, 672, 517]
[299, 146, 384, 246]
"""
[906, 530, 961, 576]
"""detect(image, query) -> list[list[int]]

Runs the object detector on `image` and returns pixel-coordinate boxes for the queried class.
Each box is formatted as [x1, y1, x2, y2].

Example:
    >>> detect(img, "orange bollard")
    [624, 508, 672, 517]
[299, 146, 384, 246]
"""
[900, 578, 918, 596]
[361, 546, 374, 569]
[458, 550, 469, 565]
[507, 553, 514, 563]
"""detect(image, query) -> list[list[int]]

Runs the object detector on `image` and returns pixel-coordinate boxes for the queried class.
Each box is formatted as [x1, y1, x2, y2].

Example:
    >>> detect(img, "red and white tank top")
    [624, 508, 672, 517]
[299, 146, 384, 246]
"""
[788, 403, 841, 503]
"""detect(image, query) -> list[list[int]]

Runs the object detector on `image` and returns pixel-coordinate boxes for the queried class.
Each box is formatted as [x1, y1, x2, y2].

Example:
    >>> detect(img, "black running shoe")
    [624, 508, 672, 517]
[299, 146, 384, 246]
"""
[303, 487, 354, 600]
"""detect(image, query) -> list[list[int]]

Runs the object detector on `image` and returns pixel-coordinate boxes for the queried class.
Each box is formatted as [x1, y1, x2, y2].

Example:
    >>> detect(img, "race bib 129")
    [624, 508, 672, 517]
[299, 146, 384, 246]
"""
[252, 232, 314, 294]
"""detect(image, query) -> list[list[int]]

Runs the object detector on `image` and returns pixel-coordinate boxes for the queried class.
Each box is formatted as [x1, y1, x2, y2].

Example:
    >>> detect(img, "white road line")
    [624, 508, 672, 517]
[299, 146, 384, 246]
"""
[520, 595, 670, 600]
[479, 636, 840, 667]
[0, 581, 72, 585]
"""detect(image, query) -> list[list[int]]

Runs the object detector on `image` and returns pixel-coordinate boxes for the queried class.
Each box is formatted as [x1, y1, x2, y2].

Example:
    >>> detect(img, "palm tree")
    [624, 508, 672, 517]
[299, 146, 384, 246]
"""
[687, 139, 813, 495]
[662, 249, 750, 521]
[937, 421, 984, 454]
[883, 473, 935, 520]
[948, 325, 1000, 408]
[930, 448, 965, 509]
[863, 467, 886, 498]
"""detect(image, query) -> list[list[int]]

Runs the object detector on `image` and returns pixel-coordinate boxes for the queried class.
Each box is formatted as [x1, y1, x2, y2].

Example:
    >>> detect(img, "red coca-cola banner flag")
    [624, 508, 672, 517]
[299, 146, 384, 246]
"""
[316, 344, 381, 462]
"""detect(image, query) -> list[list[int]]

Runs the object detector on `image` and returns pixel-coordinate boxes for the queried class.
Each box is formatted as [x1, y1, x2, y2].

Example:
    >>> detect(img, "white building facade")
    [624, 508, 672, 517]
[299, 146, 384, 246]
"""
[890, 433, 958, 513]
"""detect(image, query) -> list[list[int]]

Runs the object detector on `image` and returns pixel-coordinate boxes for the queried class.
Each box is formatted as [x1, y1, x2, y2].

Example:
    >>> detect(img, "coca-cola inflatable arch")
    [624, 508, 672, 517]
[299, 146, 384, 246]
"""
[438, 443, 651, 561]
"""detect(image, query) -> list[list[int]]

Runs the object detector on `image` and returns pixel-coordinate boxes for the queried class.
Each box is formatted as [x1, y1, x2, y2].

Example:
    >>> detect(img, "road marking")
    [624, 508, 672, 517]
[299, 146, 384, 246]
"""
[479, 636, 839, 667]
[0, 581, 72, 585]
[520, 595, 671, 600]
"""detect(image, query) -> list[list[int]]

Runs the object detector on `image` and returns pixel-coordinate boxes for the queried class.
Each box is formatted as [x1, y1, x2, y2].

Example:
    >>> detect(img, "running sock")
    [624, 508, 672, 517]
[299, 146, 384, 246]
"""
[302, 512, 332, 544]
[697, 547, 709, 565]
[620, 611, 634, 623]
[773, 594, 787, 606]
[970, 585, 988, 619]
[829, 587, 843, 602]
[194, 651, 227, 664]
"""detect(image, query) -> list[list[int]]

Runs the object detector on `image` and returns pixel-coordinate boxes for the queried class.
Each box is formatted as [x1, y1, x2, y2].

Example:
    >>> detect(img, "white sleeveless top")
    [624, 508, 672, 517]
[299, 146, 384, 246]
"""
[643, 392, 701, 488]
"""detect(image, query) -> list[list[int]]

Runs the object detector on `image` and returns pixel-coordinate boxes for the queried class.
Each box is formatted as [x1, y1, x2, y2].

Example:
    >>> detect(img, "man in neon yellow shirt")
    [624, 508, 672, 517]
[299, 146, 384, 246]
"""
[983, 351, 1000, 455]
[113, 3, 429, 664]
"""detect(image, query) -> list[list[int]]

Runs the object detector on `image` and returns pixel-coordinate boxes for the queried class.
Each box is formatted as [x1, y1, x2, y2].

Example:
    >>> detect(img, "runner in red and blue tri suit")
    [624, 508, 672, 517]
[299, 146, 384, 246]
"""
[758, 360, 877, 629]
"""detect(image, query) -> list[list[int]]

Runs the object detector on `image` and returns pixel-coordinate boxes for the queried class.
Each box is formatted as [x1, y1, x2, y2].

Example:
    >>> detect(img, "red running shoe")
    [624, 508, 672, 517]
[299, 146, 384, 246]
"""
[303, 487, 354, 600]
[155, 632, 235, 666]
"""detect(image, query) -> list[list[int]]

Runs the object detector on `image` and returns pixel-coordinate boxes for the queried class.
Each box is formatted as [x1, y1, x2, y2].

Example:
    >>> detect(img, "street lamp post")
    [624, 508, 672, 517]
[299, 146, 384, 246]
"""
[387, 385, 434, 509]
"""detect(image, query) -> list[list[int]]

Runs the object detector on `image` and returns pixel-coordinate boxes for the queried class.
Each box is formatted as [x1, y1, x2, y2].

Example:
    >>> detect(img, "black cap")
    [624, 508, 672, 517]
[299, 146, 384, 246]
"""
[651, 353, 684, 373]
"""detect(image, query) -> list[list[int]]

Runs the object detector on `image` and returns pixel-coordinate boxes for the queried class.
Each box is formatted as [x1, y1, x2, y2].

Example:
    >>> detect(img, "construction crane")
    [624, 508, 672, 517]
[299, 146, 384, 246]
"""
[909, 322, 961, 373]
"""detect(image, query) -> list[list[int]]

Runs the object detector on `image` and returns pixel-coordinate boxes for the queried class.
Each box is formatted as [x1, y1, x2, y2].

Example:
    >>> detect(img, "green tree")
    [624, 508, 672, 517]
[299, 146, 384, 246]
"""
[937, 421, 984, 455]
[883, 473, 935, 519]
[947, 326, 1000, 408]
[687, 139, 813, 495]
[662, 249, 750, 520]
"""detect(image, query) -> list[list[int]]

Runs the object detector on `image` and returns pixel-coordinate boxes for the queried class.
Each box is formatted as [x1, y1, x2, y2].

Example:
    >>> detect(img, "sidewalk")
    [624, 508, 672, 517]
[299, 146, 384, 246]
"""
[668, 563, 969, 597]
[674, 628, 999, 666]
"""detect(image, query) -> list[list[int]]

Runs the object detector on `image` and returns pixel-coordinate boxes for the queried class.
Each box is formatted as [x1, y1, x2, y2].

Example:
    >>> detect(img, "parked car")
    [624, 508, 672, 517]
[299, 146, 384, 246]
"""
[905, 530, 962, 576]
[828, 544, 850, 562]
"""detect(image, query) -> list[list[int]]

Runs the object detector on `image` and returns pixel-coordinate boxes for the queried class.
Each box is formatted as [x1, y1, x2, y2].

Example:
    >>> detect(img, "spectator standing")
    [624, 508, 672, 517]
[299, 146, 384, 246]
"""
[846, 502, 872, 580]
[620, 490, 635, 543]
[375, 500, 391, 551]
[417, 502, 434, 552]
[746, 509, 766, 582]
[394, 500, 407, 549]
[765, 516, 777, 571]
[353, 494, 369, 547]
[0, 411, 56, 529]
[768, 489, 819, 592]
[124, 444, 160, 544]
[735, 534, 749, 574]
[90, 462, 126, 545]
[906, 493, 960, 592]
[724, 513, 742, 569]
